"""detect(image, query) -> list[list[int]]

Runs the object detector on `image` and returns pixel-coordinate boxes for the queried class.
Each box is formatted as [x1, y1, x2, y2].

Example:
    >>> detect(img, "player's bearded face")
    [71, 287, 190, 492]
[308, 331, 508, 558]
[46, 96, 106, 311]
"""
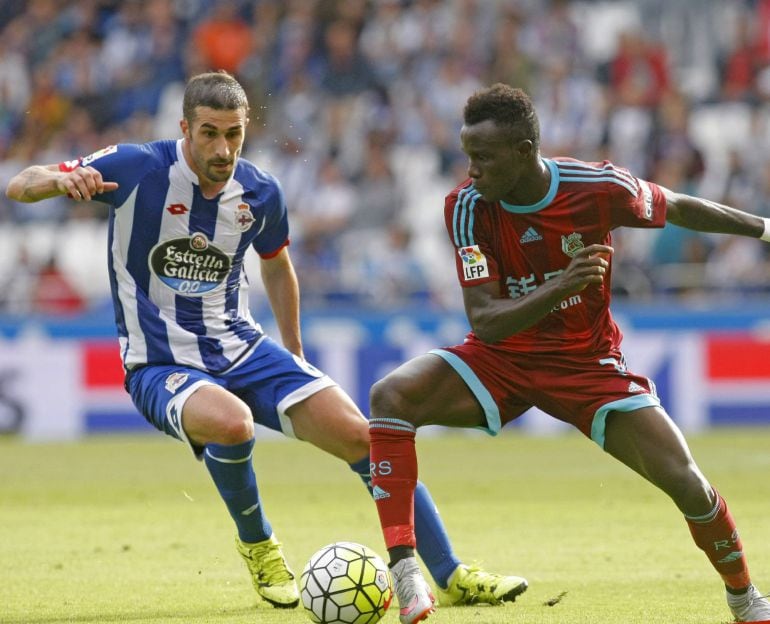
[185, 107, 248, 184]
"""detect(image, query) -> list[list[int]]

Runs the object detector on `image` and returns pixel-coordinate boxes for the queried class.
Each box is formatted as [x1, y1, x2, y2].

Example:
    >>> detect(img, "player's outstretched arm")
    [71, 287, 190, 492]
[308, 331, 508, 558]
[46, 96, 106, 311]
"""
[663, 187, 767, 239]
[6, 164, 118, 203]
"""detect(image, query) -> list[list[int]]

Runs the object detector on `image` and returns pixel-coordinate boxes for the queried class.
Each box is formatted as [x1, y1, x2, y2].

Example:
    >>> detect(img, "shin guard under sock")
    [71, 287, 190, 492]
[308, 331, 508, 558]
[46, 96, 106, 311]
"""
[350, 455, 460, 587]
[204, 438, 272, 543]
[686, 490, 750, 590]
[369, 417, 418, 549]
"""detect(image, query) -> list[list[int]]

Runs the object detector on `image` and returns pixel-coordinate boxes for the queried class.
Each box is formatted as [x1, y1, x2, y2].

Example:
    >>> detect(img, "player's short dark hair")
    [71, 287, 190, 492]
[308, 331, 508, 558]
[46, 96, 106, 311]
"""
[183, 71, 249, 122]
[463, 83, 540, 149]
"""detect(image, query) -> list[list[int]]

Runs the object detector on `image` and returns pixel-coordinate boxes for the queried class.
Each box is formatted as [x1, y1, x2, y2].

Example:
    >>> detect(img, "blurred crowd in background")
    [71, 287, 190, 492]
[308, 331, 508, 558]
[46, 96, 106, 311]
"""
[2, 0, 770, 315]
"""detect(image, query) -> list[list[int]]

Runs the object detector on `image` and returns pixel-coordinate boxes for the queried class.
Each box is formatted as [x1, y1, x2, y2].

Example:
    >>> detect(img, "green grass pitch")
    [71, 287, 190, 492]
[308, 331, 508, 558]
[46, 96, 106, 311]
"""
[2, 428, 769, 624]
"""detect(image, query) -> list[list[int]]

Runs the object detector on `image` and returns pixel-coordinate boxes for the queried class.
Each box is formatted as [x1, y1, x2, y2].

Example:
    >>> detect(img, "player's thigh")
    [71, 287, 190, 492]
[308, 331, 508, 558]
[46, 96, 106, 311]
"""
[371, 352, 485, 428]
[182, 383, 253, 446]
[288, 385, 370, 463]
[127, 365, 226, 448]
[604, 405, 693, 477]
[603, 405, 711, 512]
[229, 337, 337, 438]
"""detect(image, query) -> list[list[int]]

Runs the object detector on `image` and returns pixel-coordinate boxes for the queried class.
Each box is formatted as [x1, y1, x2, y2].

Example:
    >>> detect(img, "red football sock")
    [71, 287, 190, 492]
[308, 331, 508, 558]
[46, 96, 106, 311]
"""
[686, 490, 751, 590]
[369, 417, 418, 549]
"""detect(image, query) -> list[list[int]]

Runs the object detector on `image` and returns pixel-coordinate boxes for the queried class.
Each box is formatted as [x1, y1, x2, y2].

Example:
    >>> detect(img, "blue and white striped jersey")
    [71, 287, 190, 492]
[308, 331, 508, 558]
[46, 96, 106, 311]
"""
[60, 139, 289, 373]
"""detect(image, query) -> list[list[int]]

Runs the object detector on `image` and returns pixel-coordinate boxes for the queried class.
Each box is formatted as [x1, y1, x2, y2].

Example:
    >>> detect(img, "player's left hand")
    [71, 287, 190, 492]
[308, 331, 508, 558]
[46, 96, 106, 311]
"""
[562, 244, 613, 292]
[60, 166, 119, 201]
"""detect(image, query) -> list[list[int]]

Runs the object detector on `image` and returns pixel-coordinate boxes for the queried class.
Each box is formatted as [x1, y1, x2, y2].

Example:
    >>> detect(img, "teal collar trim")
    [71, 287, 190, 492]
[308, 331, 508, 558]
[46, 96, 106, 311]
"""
[500, 159, 559, 214]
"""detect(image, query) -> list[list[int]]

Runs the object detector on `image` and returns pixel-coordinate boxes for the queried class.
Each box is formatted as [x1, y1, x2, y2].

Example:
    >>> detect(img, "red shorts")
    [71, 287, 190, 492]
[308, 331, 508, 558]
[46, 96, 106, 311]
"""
[431, 343, 660, 447]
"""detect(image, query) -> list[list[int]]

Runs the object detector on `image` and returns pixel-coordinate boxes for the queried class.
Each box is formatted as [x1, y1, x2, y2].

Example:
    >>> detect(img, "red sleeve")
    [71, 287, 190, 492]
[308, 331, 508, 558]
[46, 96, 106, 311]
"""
[444, 184, 499, 288]
[607, 171, 667, 229]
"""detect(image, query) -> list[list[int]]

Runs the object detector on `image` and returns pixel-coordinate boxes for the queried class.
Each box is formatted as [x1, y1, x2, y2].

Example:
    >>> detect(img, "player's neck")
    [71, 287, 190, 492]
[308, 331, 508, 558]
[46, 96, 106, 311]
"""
[198, 178, 227, 200]
[503, 158, 551, 205]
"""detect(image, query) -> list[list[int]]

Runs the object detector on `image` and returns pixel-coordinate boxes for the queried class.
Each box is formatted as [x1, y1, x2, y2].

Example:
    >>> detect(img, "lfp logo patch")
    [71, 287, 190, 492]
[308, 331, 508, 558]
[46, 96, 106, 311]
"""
[459, 245, 489, 280]
[81, 145, 118, 166]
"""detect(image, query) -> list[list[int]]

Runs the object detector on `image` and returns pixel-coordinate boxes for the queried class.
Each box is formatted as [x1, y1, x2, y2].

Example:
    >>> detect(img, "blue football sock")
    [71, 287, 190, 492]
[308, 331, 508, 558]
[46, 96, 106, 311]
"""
[349, 456, 460, 588]
[204, 438, 272, 543]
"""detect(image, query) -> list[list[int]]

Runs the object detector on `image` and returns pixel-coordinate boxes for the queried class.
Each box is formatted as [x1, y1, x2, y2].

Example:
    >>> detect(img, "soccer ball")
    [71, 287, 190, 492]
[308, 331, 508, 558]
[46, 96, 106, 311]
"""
[300, 541, 393, 624]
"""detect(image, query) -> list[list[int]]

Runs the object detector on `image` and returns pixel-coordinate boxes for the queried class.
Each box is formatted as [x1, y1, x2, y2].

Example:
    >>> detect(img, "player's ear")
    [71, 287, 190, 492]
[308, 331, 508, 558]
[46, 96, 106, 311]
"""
[514, 138, 534, 158]
[180, 118, 190, 139]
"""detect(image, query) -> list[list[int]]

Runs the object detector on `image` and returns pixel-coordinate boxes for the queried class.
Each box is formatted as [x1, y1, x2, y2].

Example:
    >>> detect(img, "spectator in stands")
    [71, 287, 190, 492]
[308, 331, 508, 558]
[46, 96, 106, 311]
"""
[608, 30, 671, 109]
[486, 8, 535, 96]
[193, 1, 253, 75]
[719, 11, 761, 103]
[648, 91, 705, 187]
[0, 23, 32, 152]
[4, 0, 770, 307]
[31, 255, 85, 315]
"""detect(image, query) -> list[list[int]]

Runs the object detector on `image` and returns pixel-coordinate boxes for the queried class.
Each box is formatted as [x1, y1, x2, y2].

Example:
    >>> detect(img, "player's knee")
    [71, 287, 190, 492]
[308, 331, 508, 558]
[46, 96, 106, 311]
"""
[664, 463, 713, 515]
[205, 405, 254, 444]
[369, 374, 421, 423]
[223, 415, 255, 444]
[342, 417, 370, 460]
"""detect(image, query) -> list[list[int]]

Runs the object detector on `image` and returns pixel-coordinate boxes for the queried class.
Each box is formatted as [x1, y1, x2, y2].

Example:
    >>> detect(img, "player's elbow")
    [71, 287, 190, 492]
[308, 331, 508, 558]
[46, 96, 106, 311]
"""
[468, 313, 504, 344]
[469, 307, 531, 343]
[472, 326, 503, 344]
[5, 175, 36, 203]
[5, 179, 22, 202]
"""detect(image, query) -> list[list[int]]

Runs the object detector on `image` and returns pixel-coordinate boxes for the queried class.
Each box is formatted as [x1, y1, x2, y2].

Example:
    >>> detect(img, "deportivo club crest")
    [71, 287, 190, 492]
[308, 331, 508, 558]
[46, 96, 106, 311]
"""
[235, 203, 255, 232]
[190, 232, 209, 250]
[561, 232, 584, 258]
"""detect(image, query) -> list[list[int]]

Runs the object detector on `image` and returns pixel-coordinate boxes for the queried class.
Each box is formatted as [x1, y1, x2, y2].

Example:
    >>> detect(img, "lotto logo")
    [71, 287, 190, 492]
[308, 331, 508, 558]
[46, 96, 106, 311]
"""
[167, 203, 188, 215]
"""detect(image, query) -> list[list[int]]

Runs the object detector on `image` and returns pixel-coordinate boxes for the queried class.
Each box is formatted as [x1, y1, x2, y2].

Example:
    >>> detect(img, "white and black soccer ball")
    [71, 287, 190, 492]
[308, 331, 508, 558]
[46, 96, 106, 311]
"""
[300, 541, 393, 624]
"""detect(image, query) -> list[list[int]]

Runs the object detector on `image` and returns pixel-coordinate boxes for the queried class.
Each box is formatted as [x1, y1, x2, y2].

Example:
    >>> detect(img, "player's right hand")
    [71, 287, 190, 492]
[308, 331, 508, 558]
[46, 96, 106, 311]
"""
[561, 244, 613, 292]
[58, 166, 119, 201]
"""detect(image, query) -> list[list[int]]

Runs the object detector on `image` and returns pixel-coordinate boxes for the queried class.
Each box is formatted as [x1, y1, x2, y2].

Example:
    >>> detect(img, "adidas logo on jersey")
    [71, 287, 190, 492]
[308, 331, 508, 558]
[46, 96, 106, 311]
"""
[519, 227, 543, 243]
[628, 381, 646, 393]
[372, 485, 390, 500]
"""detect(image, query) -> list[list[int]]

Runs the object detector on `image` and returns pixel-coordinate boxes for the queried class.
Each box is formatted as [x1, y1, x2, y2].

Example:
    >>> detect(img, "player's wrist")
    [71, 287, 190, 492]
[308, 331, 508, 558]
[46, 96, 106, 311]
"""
[761, 218, 770, 242]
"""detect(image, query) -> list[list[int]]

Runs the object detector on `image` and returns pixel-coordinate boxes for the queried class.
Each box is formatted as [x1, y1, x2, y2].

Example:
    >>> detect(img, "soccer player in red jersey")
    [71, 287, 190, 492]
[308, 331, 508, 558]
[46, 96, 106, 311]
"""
[370, 83, 770, 624]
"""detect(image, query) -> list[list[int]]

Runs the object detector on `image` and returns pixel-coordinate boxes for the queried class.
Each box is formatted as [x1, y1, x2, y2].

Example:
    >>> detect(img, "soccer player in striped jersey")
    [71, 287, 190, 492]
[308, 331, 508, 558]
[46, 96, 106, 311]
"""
[5, 72, 525, 614]
[369, 83, 770, 623]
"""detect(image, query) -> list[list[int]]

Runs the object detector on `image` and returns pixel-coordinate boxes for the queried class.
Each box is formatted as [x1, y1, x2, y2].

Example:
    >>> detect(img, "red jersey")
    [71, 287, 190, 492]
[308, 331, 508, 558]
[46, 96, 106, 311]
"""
[445, 157, 667, 355]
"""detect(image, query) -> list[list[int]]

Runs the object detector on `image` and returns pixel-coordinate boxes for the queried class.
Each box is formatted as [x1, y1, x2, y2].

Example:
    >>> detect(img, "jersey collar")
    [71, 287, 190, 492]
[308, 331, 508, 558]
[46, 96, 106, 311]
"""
[500, 158, 559, 213]
[176, 139, 199, 185]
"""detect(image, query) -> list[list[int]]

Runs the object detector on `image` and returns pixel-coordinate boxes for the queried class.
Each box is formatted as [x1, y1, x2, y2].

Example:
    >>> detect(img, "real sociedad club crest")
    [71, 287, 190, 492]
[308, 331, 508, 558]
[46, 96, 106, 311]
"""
[235, 203, 255, 232]
[561, 232, 584, 258]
